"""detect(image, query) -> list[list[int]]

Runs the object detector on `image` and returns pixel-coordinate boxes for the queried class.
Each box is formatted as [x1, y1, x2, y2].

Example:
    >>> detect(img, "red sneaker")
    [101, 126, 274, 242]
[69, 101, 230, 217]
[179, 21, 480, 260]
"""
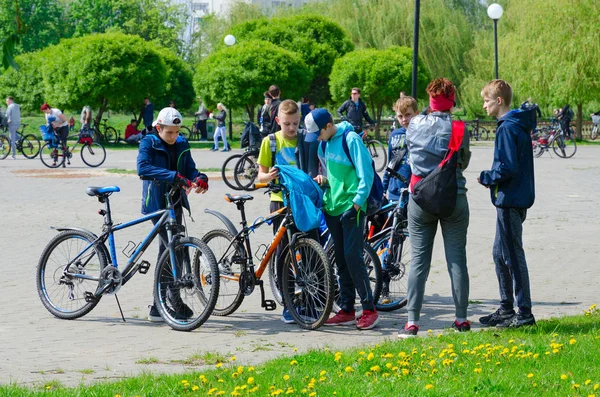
[356, 309, 380, 330]
[325, 310, 356, 326]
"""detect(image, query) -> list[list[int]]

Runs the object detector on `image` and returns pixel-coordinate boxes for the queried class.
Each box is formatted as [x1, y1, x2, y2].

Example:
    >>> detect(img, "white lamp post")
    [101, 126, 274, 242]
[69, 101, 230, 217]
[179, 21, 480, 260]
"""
[223, 34, 236, 139]
[487, 3, 503, 79]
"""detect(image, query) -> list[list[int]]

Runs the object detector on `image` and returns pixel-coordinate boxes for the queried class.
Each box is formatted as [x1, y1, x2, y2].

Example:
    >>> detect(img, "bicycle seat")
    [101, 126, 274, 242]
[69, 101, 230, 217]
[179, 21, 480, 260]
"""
[21, 123, 29, 128]
[86, 186, 121, 197]
[224, 193, 253, 203]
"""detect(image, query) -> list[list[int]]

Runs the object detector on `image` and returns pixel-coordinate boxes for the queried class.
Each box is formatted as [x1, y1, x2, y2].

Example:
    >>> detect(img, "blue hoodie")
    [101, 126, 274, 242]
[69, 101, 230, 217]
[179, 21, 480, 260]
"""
[479, 108, 535, 209]
[382, 127, 411, 201]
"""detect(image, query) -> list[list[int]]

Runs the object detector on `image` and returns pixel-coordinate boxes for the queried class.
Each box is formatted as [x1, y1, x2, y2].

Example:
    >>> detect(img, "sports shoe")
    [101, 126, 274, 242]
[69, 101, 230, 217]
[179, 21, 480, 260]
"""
[496, 312, 536, 328]
[356, 309, 380, 330]
[166, 288, 194, 320]
[452, 320, 471, 332]
[148, 305, 164, 322]
[210, 147, 218, 151]
[397, 324, 419, 339]
[325, 310, 356, 326]
[479, 308, 516, 327]
[281, 308, 296, 324]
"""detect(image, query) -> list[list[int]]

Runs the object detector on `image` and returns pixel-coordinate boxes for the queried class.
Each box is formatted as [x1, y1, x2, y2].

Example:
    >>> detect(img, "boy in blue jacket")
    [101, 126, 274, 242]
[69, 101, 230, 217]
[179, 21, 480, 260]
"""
[382, 96, 416, 201]
[478, 80, 536, 328]
[137, 107, 209, 322]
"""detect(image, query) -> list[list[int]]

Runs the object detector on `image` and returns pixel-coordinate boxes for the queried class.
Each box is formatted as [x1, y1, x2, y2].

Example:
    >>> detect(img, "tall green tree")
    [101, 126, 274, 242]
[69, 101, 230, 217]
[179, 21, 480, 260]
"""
[231, 15, 354, 104]
[41, 33, 167, 123]
[152, 45, 195, 113]
[1, 0, 67, 58]
[194, 40, 312, 122]
[329, 46, 429, 135]
[67, 0, 187, 54]
[0, 51, 44, 110]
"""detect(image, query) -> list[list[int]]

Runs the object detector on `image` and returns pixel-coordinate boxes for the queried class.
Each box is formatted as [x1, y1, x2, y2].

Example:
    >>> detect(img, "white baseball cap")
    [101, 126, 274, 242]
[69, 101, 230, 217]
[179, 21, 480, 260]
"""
[152, 107, 183, 127]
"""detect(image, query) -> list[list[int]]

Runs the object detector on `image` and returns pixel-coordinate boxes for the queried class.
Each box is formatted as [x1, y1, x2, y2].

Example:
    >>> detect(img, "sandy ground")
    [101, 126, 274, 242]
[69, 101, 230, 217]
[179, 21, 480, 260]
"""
[0, 144, 598, 387]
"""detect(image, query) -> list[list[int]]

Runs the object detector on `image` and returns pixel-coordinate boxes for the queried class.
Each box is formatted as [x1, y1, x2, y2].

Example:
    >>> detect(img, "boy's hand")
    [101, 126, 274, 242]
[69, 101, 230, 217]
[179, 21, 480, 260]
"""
[193, 174, 209, 194]
[313, 175, 327, 186]
[175, 172, 193, 188]
[267, 167, 279, 181]
[477, 176, 489, 188]
[353, 203, 361, 212]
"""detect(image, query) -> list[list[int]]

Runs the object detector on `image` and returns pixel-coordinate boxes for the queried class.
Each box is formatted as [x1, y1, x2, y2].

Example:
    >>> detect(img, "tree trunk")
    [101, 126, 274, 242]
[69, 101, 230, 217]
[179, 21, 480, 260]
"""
[245, 104, 255, 123]
[576, 103, 582, 140]
[375, 104, 383, 140]
[95, 97, 109, 126]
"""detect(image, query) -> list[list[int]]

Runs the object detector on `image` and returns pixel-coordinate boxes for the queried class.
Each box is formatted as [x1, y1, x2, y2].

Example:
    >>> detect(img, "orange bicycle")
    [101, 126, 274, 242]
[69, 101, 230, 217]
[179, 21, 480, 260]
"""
[202, 182, 333, 330]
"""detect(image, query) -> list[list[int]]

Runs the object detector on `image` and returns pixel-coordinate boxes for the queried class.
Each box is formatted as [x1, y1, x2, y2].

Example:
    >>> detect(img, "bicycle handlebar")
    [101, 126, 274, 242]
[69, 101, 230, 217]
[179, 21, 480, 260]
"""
[253, 181, 283, 193]
[385, 167, 409, 185]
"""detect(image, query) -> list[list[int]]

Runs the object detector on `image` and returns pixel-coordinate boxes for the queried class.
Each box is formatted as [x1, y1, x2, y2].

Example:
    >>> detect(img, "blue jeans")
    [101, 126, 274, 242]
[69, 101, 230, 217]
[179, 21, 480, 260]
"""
[325, 208, 374, 312]
[493, 208, 532, 315]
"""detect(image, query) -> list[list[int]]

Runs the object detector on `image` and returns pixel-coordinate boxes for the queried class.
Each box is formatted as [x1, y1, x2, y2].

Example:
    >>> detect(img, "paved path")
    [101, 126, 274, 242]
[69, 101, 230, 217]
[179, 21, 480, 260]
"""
[1, 145, 599, 387]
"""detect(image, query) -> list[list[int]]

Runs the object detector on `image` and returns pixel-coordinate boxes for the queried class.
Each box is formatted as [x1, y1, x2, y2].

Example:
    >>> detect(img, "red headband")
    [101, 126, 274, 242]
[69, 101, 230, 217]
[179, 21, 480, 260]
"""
[429, 93, 455, 112]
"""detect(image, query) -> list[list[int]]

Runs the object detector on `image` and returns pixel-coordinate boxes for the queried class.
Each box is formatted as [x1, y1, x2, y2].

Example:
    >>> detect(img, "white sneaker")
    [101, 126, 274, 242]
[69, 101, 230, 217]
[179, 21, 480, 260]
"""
[148, 305, 164, 322]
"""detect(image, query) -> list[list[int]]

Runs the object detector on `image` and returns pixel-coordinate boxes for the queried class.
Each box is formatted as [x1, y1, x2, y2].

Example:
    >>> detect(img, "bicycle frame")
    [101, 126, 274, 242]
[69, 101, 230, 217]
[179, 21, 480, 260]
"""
[60, 186, 186, 297]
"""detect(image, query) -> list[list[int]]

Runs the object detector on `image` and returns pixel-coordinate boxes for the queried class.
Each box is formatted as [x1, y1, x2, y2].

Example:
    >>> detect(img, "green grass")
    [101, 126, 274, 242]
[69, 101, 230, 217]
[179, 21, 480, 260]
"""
[2, 307, 599, 396]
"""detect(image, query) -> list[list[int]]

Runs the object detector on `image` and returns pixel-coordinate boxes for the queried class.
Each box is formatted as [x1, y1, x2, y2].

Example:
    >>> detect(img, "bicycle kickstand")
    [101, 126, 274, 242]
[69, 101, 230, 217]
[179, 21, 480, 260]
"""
[115, 294, 126, 322]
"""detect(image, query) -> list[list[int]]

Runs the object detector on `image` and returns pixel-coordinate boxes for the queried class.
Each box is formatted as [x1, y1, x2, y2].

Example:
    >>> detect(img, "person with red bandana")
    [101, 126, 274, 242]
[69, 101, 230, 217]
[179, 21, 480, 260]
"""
[397, 78, 472, 339]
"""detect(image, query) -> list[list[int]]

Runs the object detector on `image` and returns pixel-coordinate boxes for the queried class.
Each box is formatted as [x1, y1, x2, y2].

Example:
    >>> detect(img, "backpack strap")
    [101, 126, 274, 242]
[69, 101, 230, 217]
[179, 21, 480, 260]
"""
[340, 130, 355, 168]
[269, 133, 277, 168]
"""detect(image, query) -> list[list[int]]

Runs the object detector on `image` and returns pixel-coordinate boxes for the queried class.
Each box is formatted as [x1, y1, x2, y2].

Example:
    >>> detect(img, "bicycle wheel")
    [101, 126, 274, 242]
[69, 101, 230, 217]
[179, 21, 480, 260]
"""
[329, 243, 382, 314]
[37, 230, 108, 319]
[479, 127, 489, 141]
[367, 139, 387, 172]
[40, 142, 66, 168]
[282, 238, 333, 330]
[532, 142, 545, 158]
[221, 153, 243, 190]
[104, 127, 118, 144]
[552, 135, 577, 158]
[372, 230, 409, 312]
[233, 153, 259, 191]
[268, 254, 283, 306]
[155, 236, 219, 331]
[0, 135, 9, 159]
[80, 142, 107, 167]
[180, 126, 191, 140]
[20, 134, 41, 158]
[591, 125, 598, 140]
[201, 229, 246, 316]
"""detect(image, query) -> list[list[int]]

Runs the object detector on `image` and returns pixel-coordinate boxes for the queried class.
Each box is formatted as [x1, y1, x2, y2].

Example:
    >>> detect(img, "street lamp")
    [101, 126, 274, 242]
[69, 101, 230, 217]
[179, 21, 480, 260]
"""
[411, 0, 421, 99]
[224, 34, 236, 140]
[487, 3, 503, 80]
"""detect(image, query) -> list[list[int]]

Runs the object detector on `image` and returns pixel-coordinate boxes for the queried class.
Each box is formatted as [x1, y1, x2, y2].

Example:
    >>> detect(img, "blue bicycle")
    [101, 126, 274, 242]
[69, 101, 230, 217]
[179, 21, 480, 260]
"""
[36, 180, 219, 332]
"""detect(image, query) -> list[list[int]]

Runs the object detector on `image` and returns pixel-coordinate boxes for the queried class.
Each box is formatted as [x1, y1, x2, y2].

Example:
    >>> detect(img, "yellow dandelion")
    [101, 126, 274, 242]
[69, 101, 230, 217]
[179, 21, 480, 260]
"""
[309, 393, 316, 397]
[216, 363, 223, 368]
[283, 374, 290, 381]
[425, 384, 434, 390]
[208, 388, 218, 395]
[588, 394, 596, 397]
[370, 365, 381, 372]
[345, 366, 354, 373]
[285, 389, 294, 395]
[365, 371, 372, 377]
[595, 384, 600, 391]
[216, 391, 226, 396]
[427, 329, 433, 333]
[359, 351, 366, 356]
[232, 392, 240, 397]
[527, 373, 534, 378]
[474, 368, 482, 374]
[573, 384, 581, 389]
[367, 352, 375, 361]
[248, 366, 255, 372]
[237, 366, 244, 374]
[532, 383, 537, 387]
[290, 360, 298, 366]
[585, 380, 592, 385]
[192, 385, 199, 391]
[570, 339, 577, 345]
[401, 369, 409, 376]
[561, 374, 568, 380]
[293, 348, 298, 352]
[231, 373, 239, 379]
[320, 370, 327, 376]
[533, 354, 539, 359]
[248, 377, 255, 385]
[508, 339, 515, 343]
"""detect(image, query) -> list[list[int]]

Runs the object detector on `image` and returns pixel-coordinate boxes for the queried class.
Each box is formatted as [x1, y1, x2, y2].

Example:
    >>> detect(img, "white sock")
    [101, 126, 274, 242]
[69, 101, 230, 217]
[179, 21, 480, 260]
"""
[455, 318, 467, 324]
[407, 321, 419, 328]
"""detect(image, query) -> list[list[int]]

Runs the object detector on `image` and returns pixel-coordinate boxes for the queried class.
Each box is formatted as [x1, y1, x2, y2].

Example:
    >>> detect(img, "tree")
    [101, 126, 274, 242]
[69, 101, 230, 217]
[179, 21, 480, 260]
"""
[0, 0, 67, 56]
[462, 0, 600, 138]
[40, 33, 167, 124]
[152, 45, 195, 114]
[0, 51, 45, 111]
[231, 15, 354, 105]
[194, 40, 312, 122]
[329, 46, 429, 136]
[67, 0, 187, 55]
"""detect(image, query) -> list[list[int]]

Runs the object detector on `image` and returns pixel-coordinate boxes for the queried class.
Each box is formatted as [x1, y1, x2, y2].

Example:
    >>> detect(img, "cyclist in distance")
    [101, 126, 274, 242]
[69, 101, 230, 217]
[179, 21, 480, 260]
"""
[137, 107, 209, 322]
[336, 87, 376, 133]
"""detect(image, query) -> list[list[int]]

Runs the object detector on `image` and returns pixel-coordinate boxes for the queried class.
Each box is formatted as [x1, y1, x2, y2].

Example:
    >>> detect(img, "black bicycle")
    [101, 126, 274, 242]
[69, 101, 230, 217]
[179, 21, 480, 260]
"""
[36, 180, 219, 331]
[466, 119, 490, 141]
[0, 123, 41, 159]
[39, 130, 106, 168]
[221, 146, 260, 191]
[92, 119, 119, 144]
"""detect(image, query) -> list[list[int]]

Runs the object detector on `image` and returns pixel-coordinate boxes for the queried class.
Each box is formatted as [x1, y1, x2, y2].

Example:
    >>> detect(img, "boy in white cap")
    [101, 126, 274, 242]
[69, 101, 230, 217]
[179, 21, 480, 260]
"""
[137, 107, 209, 322]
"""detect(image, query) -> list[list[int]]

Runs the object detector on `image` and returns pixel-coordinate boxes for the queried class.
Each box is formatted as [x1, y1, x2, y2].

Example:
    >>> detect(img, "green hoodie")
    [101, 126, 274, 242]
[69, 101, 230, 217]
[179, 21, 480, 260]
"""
[318, 121, 374, 216]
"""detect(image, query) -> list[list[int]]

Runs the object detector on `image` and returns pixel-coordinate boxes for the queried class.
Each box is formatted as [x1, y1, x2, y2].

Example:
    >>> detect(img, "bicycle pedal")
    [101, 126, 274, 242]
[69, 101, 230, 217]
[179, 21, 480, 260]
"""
[138, 260, 151, 274]
[84, 291, 98, 303]
[262, 299, 277, 311]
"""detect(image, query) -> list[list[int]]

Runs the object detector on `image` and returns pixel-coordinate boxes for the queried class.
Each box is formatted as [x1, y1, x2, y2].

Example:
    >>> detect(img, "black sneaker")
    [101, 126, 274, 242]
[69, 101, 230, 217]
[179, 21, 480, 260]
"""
[166, 288, 193, 320]
[496, 313, 536, 328]
[148, 305, 164, 322]
[397, 324, 419, 339]
[479, 308, 516, 327]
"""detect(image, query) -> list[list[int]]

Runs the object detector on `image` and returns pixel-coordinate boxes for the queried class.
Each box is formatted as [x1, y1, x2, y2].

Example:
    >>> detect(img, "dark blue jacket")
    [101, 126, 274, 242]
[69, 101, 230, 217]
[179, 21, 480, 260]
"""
[137, 133, 201, 214]
[479, 109, 535, 209]
[142, 102, 154, 127]
[382, 127, 411, 201]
